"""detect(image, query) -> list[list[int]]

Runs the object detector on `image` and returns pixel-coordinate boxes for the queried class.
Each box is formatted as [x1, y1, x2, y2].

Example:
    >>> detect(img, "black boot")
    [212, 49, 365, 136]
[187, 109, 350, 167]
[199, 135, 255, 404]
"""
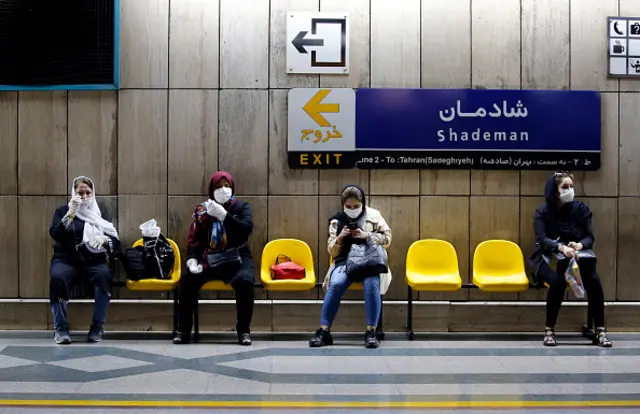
[364, 328, 380, 349]
[309, 328, 333, 347]
[238, 333, 252, 346]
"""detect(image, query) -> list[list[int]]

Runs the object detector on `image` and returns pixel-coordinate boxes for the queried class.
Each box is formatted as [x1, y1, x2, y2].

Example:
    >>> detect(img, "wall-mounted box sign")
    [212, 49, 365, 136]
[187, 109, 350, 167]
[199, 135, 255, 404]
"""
[608, 16, 640, 78]
[287, 88, 602, 171]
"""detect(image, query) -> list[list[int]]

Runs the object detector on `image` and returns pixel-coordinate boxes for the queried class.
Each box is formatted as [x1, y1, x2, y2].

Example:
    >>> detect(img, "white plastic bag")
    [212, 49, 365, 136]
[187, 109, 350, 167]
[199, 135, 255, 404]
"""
[564, 258, 585, 299]
[139, 219, 161, 238]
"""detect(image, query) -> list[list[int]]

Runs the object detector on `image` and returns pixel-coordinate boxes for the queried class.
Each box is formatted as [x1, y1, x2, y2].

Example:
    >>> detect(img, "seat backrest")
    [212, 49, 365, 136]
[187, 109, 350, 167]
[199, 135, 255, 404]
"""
[473, 240, 524, 275]
[262, 239, 314, 272]
[406, 239, 458, 274]
[132, 238, 182, 282]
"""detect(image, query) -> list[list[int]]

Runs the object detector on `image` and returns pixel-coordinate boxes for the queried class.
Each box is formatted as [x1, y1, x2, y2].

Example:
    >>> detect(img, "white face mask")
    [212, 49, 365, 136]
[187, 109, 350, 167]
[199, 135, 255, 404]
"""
[214, 187, 233, 204]
[558, 187, 574, 204]
[344, 206, 362, 219]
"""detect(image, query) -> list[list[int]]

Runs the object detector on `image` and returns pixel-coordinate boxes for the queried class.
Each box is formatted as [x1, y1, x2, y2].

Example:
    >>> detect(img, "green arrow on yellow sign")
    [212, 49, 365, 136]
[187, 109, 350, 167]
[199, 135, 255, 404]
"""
[303, 89, 339, 127]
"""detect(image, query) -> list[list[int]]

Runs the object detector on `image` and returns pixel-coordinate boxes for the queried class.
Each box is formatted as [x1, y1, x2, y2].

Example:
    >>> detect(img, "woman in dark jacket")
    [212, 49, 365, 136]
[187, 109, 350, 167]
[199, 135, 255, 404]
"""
[532, 172, 611, 347]
[173, 171, 255, 345]
[49, 176, 119, 345]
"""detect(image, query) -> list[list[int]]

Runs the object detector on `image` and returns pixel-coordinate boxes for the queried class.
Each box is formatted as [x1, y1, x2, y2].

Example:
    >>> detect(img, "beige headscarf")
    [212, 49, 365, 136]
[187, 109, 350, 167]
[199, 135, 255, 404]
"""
[70, 176, 119, 253]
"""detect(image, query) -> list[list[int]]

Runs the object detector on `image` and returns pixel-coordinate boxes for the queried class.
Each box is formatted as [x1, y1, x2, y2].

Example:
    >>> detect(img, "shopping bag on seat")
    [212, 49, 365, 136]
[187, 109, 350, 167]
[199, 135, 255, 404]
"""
[270, 255, 305, 280]
[345, 240, 388, 279]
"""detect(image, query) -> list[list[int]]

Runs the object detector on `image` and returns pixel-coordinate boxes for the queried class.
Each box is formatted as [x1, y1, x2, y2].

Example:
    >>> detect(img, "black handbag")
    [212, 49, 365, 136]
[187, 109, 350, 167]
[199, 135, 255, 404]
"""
[139, 234, 175, 279]
[345, 240, 388, 279]
[206, 243, 246, 269]
[120, 247, 145, 281]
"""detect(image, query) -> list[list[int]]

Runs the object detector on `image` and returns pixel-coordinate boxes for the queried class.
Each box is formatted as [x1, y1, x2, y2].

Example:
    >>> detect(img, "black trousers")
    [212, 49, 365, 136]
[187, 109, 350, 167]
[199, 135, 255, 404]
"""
[546, 258, 605, 328]
[178, 267, 254, 336]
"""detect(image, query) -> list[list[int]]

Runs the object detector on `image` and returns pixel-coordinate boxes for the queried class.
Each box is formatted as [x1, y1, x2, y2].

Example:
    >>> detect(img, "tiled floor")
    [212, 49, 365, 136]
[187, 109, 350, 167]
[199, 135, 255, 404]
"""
[0, 331, 639, 412]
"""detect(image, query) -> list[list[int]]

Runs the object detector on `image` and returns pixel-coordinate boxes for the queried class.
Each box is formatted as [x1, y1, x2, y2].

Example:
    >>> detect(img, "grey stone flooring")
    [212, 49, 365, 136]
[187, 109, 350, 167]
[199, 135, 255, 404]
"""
[0, 331, 639, 412]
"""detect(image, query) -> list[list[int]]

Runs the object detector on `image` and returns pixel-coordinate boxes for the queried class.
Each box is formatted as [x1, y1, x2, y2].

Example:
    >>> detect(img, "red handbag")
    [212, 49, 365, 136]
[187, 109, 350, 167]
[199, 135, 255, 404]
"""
[270, 255, 306, 280]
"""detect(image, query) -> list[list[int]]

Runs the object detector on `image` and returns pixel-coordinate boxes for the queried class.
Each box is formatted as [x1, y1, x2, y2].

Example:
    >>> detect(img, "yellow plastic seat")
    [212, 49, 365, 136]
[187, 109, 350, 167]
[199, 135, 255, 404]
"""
[473, 240, 529, 292]
[406, 240, 462, 291]
[202, 280, 233, 291]
[126, 239, 182, 291]
[260, 239, 316, 291]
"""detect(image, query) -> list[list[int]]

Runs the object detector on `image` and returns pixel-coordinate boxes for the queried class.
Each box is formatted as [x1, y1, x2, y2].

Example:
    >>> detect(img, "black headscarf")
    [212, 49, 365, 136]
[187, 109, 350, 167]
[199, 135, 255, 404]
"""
[329, 184, 367, 262]
[543, 173, 589, 240]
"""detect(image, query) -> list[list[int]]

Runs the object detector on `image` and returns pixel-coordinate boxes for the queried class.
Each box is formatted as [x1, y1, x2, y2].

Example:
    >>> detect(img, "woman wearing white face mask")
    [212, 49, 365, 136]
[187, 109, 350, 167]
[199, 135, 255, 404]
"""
[309, 185, 392, 349]
[174, 171, 255, 345]
[49, 176, 119, 345]
[531, 172, 611, 347]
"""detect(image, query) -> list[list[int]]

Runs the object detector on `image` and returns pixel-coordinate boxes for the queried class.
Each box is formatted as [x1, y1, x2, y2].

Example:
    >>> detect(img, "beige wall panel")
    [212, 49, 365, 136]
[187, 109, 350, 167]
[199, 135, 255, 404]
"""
[572, 94, 618, 197]
[319, 170, 369, 195]
[118, 90, 168, 195]
[471, 171, 519, 196]
[520, 171, 552, 196]
[268, 90, 318, 195]
[578, 198, 617, 301]
[368, 196, 420, 300]
[421, 0, 471, 88]
[220, 0, 269, 88]
[420, 171, 470, 196]
[168, 90, 218, 195]
[169, 0, 219, 88]
[18, 92, 67, 195]
[120, 0, 169, 88]
[370, 0, 420, 88]
[118, 195, 168, 248]
[617, 198, 640, 300]
[0, 93, 17, 195]
[167, 196, 203, 258]
[570, 0, 618, 91]
[384, 304, 450, 332]
[469, 196, 519, 300]
[619, 93, 640, 196]
[521, 0, 569, 89]
[0, 197, 18, 297]
[272, 303, 322, 332]
[219, 90, 269, 195]
[268, 196, 319, 299]
[19, 196, 66, 298]
[419, 196, 470, 301]
[270, 0, 319, 88]
[518, 197, 546, 301]
[620, 1, 640, 91]
[68, 91, 118, 195]
[370, 171, 419, 195]
[0, 303, 48, 330]
[471, 0, 520, 89]
[320, 0, 370, 88]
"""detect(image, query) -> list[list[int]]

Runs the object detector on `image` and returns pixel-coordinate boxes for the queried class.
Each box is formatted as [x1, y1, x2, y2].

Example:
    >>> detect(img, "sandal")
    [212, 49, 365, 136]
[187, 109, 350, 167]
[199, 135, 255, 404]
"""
[595, 328, 612, 348]
[543, 328, 557, 347]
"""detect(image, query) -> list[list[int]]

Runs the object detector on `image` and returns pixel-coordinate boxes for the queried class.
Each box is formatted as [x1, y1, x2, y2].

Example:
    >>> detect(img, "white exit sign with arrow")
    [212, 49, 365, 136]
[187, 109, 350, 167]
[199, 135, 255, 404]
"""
[287, 12, 350, 74]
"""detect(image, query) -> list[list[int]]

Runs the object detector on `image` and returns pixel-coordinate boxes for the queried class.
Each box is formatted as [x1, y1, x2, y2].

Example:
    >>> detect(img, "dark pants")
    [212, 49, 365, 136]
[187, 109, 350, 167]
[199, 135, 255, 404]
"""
[178, 267, 254, 336]
[50, 259, 112, 330]
[546, 258, 605, 328]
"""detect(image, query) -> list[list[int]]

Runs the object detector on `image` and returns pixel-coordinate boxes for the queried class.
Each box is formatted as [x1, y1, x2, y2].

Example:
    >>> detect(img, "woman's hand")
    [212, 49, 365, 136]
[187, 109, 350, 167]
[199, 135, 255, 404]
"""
[568, 242, 584, 251]
[68, 195, 82, 217]
[351, 228, 370, 239]
[336, 226, 351, 244]
[560, 245, 577, 259]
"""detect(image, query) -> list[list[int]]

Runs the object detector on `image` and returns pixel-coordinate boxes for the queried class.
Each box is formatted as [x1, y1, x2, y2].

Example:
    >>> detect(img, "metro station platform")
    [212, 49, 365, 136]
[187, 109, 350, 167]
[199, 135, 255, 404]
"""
[0, 331, 639, 413]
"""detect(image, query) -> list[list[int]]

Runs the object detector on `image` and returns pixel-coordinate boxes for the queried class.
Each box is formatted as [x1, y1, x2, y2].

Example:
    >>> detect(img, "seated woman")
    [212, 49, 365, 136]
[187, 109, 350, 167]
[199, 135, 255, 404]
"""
[174, 171, 255, 346]
[309, 185, 392, 349]
[49, 176, 119, 344]
[532, 172, 612, 347]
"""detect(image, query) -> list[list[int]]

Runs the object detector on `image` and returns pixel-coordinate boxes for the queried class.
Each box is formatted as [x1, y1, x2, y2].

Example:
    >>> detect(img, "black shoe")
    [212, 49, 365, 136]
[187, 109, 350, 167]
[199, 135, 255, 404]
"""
[87, 324, 104, 343]
[309, 328, 333, 347]
[595, 328, 613, 348]
[543, 328, 557, 347]
[172, 333, 191, 344]
[238, 333, 252, 346]
[364, 329, 380, 349]
[54, 328, 71, 345]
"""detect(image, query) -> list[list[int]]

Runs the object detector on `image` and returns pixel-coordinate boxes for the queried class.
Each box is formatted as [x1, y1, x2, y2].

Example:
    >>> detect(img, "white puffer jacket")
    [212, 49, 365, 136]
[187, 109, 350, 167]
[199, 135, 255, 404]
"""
[322, 206, 393, 295]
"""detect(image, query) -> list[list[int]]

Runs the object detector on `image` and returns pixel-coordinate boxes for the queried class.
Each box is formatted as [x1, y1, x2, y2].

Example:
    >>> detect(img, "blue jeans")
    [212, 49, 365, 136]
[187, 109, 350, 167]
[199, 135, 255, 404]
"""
[320, 264, 381, 328]
[50, 259, 111, 330]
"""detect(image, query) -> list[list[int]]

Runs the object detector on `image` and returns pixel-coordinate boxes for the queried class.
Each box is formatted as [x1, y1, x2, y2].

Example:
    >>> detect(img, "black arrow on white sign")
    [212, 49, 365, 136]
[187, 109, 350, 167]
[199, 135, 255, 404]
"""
[292, 31, 324, 54]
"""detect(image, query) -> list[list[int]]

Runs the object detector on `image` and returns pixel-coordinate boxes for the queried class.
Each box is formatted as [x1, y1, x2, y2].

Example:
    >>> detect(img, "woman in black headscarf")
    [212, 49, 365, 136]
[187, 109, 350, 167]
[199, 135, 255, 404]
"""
[531, 172, 611, 347]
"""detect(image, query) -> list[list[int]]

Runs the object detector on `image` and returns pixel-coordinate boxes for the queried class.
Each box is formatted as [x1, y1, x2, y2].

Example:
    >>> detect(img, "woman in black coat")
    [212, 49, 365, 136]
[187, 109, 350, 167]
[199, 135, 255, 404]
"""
[49, 176, 119, 344]
[531, 172, 611, 347]
[173, 171, 255, 346]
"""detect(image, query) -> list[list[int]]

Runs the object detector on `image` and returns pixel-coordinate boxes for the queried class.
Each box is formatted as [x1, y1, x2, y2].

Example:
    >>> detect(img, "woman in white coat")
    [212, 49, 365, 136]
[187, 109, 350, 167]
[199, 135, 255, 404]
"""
[309, 185, 392, 349]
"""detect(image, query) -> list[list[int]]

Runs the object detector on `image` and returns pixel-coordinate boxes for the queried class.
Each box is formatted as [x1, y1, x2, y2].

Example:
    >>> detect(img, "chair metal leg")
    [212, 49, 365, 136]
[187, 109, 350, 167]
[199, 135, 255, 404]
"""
[406, 285, 414, 340]
[193, 292, 200, 342]
[376, 295, 385, 341]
